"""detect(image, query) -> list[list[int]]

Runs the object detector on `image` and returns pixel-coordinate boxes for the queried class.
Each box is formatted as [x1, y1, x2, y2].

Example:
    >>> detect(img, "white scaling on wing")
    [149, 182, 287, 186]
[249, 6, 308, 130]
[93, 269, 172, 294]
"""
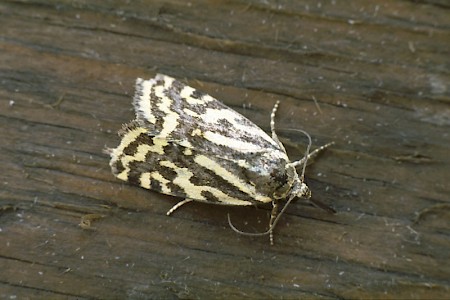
[203, 131, 266, 153]
[201, 94, 215, 103]
[201, 108, 278, 147]
[139, 172, 152, 189]
[160, 160, 254, 206]
[237, 159, 252, 169]
[194, 155, 272, 203]
[183, 108, 200, 118]
[115, 135, 168, 181]
[180, 86, 204, 105]
[111, 127, 147, 164]
[150, 171, 172, 194]
[139, 171, 171, 194]
[183, 148, 193, 155]
[148, 137, 168, 155]
[191, 128, 202, 136]
[180, 84, 215, 106]
[136, 78, 157, 124]
[154, 85, 180, 138]
[159, 74, 174, 89]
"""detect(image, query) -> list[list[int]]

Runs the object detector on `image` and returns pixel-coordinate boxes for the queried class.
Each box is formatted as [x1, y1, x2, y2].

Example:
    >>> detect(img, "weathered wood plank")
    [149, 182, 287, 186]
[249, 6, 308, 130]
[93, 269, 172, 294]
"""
[1, 0, 448, 299]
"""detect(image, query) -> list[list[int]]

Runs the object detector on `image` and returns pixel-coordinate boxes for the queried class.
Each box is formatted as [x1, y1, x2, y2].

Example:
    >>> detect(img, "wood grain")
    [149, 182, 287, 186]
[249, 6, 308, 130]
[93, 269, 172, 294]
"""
[1, 1, 449, 299]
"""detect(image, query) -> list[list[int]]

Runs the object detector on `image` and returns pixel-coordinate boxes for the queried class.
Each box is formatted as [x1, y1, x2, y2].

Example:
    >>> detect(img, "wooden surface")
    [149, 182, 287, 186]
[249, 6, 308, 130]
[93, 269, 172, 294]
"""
[1, 1, 449, 299]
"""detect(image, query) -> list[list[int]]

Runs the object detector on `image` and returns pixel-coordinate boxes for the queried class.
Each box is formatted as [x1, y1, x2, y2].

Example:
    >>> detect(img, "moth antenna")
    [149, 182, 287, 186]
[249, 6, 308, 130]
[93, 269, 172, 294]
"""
[227, 213, 270, 237]
[270, 100, 287, 153]
[227, 194, 297, 239]
[282, 128, 312, 181]
[298, 129, 312, 181]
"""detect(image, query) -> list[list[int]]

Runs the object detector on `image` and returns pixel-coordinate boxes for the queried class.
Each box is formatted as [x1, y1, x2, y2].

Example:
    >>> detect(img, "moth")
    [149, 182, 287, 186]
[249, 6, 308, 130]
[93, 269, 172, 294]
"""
[107, 74, 333, 244]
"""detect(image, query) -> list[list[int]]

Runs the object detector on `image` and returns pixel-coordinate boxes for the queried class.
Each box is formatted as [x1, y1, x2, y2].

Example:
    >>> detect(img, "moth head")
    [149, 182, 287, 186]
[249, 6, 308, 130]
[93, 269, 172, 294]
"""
[283, 161, 311, 200]
[297, 181, 311, 199]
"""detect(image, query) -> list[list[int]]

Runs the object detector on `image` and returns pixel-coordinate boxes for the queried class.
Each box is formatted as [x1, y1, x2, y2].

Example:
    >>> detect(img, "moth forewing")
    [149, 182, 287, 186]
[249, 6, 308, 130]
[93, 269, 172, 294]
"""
[108, 74, 332, 244]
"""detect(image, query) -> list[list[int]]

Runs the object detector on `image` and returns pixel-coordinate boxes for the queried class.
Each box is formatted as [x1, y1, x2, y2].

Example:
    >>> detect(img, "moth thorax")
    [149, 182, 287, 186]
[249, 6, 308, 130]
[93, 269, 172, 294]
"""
[273, 164, 302, 200]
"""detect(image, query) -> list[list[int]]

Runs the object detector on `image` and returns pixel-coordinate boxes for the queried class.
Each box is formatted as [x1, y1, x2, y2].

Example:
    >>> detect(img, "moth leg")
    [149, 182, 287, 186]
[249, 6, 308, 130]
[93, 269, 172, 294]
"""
[270, 101, 287, 152]
[269, 200, 280, 245]
[166, 198, 194, 216]
[289, 142, 335, 168]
